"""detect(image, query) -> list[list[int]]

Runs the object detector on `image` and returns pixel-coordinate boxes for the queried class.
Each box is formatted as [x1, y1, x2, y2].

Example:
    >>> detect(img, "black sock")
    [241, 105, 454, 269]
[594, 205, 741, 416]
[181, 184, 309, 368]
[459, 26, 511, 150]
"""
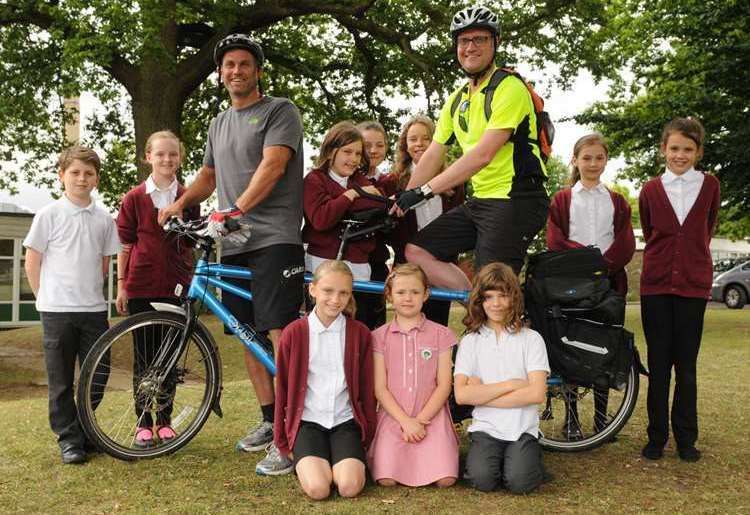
[261, 403, 274, 423]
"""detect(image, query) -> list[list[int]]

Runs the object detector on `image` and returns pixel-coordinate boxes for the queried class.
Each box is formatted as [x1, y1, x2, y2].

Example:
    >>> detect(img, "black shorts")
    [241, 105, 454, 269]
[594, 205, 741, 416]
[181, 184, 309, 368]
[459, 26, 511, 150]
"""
[412, 196, 548, 274]
[220, 244, 304, 333]
[292, 419, 366, 467]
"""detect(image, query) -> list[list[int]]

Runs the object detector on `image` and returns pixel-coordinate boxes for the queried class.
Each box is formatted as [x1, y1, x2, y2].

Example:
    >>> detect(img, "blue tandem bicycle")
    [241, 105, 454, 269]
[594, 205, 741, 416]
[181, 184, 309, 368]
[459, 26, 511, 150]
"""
[76, 215, 639, 461]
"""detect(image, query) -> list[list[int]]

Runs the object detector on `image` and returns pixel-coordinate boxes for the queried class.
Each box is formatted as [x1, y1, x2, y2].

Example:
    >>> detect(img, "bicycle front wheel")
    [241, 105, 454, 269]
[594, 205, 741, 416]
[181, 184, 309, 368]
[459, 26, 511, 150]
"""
[77, 311, 221, 460]
[538, 362, 639, 452]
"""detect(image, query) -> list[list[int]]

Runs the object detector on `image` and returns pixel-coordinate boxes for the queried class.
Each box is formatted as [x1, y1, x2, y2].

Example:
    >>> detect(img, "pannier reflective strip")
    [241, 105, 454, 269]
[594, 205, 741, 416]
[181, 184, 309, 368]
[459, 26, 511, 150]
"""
[561, 337, 609, 355]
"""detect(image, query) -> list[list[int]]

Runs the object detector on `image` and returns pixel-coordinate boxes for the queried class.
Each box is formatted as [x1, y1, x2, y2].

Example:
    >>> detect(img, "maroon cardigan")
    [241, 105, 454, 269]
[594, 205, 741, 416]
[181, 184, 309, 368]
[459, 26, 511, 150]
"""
[639, 173, 720, 299]
[117, 183, 200, 298]
[273, 315, 377, 457]
[546, 187, 635, 295]
[302, 168, 387, 263]
[378, 173, 465, 264]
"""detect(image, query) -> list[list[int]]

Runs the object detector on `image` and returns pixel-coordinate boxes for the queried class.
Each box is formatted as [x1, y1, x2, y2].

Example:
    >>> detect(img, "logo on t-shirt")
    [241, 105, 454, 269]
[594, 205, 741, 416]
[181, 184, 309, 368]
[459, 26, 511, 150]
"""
[248, 116, 260, 125]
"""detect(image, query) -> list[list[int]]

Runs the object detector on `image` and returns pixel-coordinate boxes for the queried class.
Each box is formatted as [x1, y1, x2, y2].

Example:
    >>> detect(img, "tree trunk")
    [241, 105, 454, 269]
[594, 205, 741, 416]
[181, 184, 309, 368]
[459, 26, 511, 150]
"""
[131, 72, 183, 182]
[130, 0, 181, 182]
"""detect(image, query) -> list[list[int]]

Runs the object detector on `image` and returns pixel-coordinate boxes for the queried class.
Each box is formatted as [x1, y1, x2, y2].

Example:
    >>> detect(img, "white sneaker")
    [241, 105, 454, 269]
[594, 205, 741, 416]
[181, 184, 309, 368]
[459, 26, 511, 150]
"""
[255, 443, 294, 476]
[235, 420, 273, 452]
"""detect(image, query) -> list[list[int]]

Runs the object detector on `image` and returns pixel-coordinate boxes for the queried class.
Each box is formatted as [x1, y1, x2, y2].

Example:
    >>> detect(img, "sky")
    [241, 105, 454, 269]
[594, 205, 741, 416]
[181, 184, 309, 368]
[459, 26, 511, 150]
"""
[0, 68, 626, 214]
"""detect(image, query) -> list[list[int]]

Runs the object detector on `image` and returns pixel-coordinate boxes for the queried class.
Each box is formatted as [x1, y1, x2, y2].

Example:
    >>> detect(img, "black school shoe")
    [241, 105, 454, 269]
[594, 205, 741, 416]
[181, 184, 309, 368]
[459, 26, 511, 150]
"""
[678, 446, 701, 462]
[641, 442, 664, 461]
[60, 442, 87, 464]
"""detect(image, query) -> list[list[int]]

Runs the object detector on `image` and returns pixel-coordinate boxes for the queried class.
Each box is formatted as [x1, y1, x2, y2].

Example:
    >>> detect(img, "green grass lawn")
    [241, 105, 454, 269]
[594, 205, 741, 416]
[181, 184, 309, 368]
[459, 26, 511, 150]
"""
[0, 307, 748, 514]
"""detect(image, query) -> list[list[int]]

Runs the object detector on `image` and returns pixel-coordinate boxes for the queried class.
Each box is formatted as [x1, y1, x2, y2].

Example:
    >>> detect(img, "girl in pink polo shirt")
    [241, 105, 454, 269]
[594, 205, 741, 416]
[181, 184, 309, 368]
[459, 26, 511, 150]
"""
[368, 263, 459, 487]
[115, 130, 199, 448]
[639, 117, 720, 463]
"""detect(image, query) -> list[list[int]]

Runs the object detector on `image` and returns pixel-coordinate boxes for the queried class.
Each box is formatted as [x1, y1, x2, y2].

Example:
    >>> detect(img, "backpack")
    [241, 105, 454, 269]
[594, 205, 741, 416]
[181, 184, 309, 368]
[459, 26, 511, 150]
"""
[450, 67, 555, 162]
[524, 247, 636, 389]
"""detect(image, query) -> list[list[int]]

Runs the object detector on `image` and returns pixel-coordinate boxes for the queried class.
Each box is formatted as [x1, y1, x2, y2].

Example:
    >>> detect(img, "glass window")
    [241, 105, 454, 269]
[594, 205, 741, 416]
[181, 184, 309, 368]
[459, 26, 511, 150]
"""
[0, 260, 12, 301]
[19, 303, 40, 321]
[0, 239, 13, 257]
[0, 303, 11, 322]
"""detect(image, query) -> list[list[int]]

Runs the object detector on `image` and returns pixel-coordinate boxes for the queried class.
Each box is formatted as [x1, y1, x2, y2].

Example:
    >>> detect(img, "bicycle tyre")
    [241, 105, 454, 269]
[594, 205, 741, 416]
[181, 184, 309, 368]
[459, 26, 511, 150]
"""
[77, 311, 221, 461]
[538, 362, 639, 452]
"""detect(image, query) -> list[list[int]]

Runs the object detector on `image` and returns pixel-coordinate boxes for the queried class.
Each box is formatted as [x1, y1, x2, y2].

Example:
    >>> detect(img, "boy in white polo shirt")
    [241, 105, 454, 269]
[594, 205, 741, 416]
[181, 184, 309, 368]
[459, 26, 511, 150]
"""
[24, 146, 121, 464]
[454, 262, 550, 494]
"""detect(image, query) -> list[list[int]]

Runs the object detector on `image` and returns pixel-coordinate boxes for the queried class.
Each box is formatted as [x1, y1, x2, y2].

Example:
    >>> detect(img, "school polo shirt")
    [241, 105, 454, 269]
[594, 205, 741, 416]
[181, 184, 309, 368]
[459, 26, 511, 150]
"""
[23, 195, 121, 312]
[454, 325, 550, 441]
[434, 69, 547, 199]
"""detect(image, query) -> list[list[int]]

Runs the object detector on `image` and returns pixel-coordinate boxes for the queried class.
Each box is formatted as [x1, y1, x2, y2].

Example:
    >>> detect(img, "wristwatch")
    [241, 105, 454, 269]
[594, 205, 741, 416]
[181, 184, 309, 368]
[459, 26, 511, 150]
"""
[420, 183, 434, 198]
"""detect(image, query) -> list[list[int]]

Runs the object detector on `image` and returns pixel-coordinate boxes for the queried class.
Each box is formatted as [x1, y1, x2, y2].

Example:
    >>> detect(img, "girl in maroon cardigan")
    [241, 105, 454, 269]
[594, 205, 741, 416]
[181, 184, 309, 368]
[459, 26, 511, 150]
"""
[115, 130, 200, 448]
[303, 121, 386, 326]
[639, 118, 720, 463]
[547, 133, 635, 295]
[379, 116, 465, 326]
[355, 120, 391, 329]
[546, 133, 636, 441]
[274, 260, 377, 500]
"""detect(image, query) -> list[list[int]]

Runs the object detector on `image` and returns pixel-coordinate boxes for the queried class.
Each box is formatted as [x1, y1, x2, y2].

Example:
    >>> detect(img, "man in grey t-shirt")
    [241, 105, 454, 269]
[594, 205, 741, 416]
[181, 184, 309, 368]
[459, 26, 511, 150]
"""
[160, 34, 303, 475]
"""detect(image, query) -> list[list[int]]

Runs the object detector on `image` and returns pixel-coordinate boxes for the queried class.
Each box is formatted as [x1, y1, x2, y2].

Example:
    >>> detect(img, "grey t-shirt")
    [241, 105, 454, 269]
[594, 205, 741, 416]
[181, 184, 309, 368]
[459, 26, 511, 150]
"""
[204, 96, 304, 255]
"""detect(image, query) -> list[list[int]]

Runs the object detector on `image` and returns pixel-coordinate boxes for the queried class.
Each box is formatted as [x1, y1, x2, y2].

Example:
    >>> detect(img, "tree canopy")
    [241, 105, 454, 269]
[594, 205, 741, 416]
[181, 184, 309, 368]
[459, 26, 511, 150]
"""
[1, 0, 620, 207]
[576, 0, 750, 236]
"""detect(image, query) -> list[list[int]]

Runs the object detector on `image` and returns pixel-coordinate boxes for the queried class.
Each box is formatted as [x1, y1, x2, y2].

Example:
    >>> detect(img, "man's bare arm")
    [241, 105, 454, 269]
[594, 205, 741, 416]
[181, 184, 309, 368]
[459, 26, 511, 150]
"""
[409, 128, 512, 195]
[157, 165, 216, 224]
[406, 141, 447, 189]
[235, 146, 294, 213]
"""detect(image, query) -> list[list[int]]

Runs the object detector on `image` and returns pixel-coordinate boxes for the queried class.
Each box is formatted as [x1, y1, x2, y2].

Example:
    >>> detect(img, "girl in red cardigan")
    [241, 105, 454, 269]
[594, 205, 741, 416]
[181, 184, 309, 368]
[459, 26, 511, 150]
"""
[546, 133, 636, 441]
[639, 118, 720, 463]
[115, 130, 200, 448]
[355, 120, 391, 329]
[274, 260, 377, 500]
[303, 121, 386, 326]
[379, 116, 464, 325]
[547, 133, 635, 295]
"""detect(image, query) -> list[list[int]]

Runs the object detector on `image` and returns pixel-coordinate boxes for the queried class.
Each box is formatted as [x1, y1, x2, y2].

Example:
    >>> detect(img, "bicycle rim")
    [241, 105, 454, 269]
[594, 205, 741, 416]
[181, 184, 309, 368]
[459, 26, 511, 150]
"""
[538, 363, 639, 452]
[77, 312, 220, 460]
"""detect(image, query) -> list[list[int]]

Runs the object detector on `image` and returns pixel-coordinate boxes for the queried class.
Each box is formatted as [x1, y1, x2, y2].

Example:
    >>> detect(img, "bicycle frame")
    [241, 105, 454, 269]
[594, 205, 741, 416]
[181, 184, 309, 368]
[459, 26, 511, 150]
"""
[187, 257, 470, 377]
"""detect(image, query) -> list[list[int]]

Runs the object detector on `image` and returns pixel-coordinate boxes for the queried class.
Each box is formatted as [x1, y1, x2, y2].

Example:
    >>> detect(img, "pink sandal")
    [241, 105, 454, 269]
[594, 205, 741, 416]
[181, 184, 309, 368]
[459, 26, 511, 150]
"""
[134, 427, 154, 448]
[156, 425, 177, 442]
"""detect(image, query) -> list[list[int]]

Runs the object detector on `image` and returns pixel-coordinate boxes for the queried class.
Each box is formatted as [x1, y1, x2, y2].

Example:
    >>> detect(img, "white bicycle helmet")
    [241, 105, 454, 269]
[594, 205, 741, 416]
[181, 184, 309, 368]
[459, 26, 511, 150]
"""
[450, 6, 500, 37]
[214, 33, 264, 67]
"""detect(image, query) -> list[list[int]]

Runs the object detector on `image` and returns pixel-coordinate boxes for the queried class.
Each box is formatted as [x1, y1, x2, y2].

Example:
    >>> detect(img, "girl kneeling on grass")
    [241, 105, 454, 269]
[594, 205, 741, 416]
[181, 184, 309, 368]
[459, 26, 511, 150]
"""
[454, 262, 550, 494]
[115, 130, 200, 448]
[274, 260, 377, 500]
[367, 264, 459, 487]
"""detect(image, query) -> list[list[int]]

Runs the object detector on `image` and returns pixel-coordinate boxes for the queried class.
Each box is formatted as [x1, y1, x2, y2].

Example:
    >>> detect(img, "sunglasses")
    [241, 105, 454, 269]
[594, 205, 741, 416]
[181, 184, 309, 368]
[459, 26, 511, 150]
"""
[458, 99, 470, 132]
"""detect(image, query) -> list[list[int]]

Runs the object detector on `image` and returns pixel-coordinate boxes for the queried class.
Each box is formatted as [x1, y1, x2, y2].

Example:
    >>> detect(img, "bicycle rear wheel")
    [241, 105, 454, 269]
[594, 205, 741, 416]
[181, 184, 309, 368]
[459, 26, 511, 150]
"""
[77, 311, 221, 460]
[538, 362, 639, 452]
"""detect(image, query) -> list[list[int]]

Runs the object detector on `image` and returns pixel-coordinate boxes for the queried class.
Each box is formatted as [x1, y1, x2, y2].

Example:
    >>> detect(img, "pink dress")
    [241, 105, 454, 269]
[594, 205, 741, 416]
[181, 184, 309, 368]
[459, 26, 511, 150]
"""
[367, 316, 459, 486]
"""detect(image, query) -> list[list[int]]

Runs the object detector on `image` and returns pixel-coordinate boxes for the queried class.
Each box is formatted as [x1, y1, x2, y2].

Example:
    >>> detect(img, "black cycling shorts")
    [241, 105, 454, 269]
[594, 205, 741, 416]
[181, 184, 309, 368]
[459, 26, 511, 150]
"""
[220, 244, 304, 333]
[412, 196, 548, 274]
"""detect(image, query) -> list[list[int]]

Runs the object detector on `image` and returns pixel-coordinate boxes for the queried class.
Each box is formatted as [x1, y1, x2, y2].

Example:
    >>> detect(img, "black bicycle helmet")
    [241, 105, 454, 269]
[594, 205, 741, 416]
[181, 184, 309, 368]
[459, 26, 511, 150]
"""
[213, 33, 264, 67]
[450, 6, 500, 38]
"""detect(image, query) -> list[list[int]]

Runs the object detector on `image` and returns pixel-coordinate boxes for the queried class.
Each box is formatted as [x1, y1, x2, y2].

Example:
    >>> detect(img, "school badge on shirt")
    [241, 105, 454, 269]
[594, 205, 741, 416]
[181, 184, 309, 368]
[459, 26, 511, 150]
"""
[421, 348, 433, 361]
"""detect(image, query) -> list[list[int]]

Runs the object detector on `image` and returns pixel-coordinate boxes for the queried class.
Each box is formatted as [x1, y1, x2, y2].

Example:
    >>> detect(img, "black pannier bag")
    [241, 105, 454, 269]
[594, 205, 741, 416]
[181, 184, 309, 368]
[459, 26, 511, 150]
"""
[525, 247, 634, 389]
